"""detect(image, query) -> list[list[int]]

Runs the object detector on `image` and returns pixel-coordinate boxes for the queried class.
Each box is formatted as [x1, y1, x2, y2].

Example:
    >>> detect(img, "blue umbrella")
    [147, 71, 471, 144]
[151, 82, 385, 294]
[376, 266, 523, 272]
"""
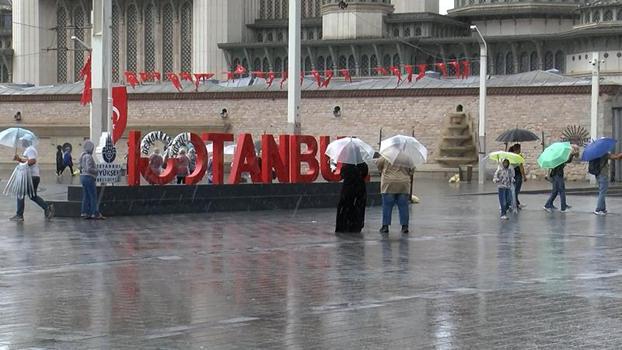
[581, 138, 617, 161]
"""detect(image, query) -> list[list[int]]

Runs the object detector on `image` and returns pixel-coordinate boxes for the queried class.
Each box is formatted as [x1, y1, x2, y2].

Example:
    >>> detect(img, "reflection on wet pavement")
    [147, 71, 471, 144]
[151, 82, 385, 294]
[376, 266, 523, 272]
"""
[1, 180, 622, 349]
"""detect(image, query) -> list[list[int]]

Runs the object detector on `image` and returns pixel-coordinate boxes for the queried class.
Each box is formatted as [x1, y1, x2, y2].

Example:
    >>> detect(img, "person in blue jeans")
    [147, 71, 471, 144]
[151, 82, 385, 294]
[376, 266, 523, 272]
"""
[544, 150, 577, 213]
[508, 144, 527, 209]
[79, 140, 105, 220]
[493, 159, 514, 220]
[376, 156, 414, 234]
[593, 152, 622, 215]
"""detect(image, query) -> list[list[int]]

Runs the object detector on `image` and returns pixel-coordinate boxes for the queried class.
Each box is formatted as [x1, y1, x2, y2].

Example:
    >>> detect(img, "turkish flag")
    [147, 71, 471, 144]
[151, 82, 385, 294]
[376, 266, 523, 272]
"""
[321, 70, 334, 88]
[79, 55, 92, 105]
[390, 66, 402, 83]
[225, 71, 235, 81]
[280, 71, 288, 89]
[339, 69, 352, 83]
[449, 60, 461, 77]
[180, 72, 193, 82]
[194, 73, 214, 91]
[435, 62, 448, 77]
[166, 73, 183, 91]
[461, 60, 471, 79]
[234, 64, 247, 76]
[139, 71, 151, 82]
[124, 72, 140, 88]
[252, 71, 266, 79]
[405, 65, 414, 82]
[266, 71, 276, 88]
[111, 86, 128, 144]
[374, 66, 389, 75]
[416, 64, 427, 81]
[152, 71, 161, 81]
[311, 69, 322, 87]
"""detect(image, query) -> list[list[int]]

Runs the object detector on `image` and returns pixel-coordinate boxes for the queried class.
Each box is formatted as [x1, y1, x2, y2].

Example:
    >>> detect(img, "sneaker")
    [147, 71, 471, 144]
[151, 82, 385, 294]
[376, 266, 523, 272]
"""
[91, 214, 106, 220]
[560, 208, 570, 213]
[594, 211, 607, 216]
[566, 205, 572, 210]
[9, 215, 24, 222]
[543, 207, 553, 213]
[500, 215, 509, 220]
[519, 204, 527, 209]
[401, 225, 409, 234]
[44, 204, 55, 220]
[379, 225, 389, 234]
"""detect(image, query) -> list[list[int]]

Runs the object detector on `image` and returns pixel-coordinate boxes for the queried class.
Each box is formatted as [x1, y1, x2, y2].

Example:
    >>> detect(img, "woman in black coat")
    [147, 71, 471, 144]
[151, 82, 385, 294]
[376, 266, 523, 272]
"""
[335, 163, 368, 233]
[55, 145, 65, 176]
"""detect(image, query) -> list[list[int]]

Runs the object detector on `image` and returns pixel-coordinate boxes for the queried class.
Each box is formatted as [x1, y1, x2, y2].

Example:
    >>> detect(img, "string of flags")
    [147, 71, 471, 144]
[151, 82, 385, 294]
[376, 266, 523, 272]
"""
[118, 60, 473, 92]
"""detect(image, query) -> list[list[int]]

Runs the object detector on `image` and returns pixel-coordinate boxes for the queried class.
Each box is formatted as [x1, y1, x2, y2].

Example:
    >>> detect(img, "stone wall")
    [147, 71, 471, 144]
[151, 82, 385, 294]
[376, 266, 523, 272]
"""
[2, 89, 620, 181]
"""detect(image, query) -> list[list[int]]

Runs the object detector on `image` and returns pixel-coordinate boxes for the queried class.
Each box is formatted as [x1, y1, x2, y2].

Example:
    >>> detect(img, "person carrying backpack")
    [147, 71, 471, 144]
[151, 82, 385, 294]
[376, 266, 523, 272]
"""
[63, 147, 75, 176]
[590, 152, 622, 215]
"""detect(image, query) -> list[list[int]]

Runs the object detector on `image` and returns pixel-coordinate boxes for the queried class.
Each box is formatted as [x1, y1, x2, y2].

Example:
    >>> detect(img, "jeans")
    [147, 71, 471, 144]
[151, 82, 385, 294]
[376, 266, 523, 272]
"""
[544, 175, 567, 210]
[498, 188, 512, 216]
[596, 174, 608, 212]
[382, 193, 410, 226]
[80, 175, 99, 216]
[514, 175, 523, 206]
[16, 176, 48, 217]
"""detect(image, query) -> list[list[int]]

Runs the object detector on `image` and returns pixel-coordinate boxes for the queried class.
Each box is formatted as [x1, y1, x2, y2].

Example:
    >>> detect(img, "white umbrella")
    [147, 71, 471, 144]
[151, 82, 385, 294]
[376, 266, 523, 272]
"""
[0, 127, 39, 150]
[380, 135, 427, 168]
[325, 137, 375, 165]
[206, 142, 235, 154]
[3, 163, 34, 199]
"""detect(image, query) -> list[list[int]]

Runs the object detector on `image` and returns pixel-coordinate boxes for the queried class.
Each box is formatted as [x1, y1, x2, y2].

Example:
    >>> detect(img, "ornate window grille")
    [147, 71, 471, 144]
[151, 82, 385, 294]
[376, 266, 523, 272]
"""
[544, 51, 554, 70]
[304, 57, 312, 73]
[73, 5, 86, 81]
[126, 4, 138, 73]
[57, 6, 68, 83]
[263, 58, 270, 72]
[274, 57, 283, 73]
[383, 54, 391, 68]
[494, 53, 504, 74]
[111, 3, 120, 82]
[282, 0, 288, 19]
[361, 55, 369, 76]
[267, 0, 274, 19]
[530, 51, 538, 71]
[162, 4, 174, 76]
[144, 3, 157, 72]
[181, 2, 193, 73]
[603, 10, 613, 21]
[253, 58, 261, 72]
[338, 55, 347, 69]
[554, 51, 565, 72]
[392, 54, 400, 68]
[370, 55, 378, 75]
[505, 51, 514, 74]
[519, 52, 529, 73]
[348, 55, 356, 75]
[326, 56, 333, 70]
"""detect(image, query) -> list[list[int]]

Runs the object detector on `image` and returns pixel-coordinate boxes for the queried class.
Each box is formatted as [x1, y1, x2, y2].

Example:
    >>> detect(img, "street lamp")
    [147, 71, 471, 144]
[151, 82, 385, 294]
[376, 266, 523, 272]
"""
[71, 36, 91, 50]
[470, 25, 487, 185]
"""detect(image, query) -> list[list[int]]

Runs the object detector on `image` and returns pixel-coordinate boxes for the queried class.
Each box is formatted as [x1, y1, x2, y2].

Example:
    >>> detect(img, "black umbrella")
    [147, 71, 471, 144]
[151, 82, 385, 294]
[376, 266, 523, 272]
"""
[496, 128, 540, 143]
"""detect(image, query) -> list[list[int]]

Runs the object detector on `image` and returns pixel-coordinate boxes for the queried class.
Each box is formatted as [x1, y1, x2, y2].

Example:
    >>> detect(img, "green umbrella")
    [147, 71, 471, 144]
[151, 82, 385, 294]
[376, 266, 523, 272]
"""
[488, 151, 524, 165]
[537, 142, 572, 169]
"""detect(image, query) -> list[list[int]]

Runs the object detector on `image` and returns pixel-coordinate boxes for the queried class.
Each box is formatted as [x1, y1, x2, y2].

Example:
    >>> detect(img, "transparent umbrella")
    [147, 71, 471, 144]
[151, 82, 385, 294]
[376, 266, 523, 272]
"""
[325, 137, 375, 165]
[0, 127, 39, 152]
[380, 135, 427, 168]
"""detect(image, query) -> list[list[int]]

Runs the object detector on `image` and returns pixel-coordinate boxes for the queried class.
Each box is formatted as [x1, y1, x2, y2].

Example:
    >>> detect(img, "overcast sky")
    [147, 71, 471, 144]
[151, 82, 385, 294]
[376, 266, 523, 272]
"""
[439, 0, 454, 14]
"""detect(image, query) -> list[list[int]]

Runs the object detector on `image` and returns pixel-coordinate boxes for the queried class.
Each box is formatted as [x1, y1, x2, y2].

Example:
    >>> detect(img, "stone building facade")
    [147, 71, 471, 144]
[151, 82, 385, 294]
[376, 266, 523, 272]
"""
[9, 0, 622, 85]
[0, 0, 10, 83]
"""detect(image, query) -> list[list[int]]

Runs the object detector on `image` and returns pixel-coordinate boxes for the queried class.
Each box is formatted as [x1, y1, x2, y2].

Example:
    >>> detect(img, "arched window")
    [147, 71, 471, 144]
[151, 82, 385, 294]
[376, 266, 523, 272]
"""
[471, 54, 480, 75]
[494, 52, 504, 75]
[505, 51, 514, 74]
[0, 64, 7, 83]
[307, 30, 315, 40]
[383, 54, 391, 68]
[404, 26, 411, 37]
[304, 56, 312, 73]
[361, 55, 369, 76]
[544, 51, 554, 70]
[326, 56, 334, 70]
[162, 3, 174, 75]
[519, 52, 529, 72]
[56, 5, 68, 83]
[530, 51, 538, 71]
[277, 31, 284, 42]
[393, 53, 400, 67]
[180, 2, 193, 73]
[618, 9, 622, 21]
[448, 55, 457, 75]
[554, 50, 565, 72]
[253, 58, 261, 72]
[125, 4, 138, 73]
[267, 0, 274, 19]
[73, 5, 87, 80]
[144, 3, 157, 72]
[415, 26, 422, 36]
[393, 27, 400, 37]
[263, 57, 270, 72]
[604, 10, 613, 21]
[274, 57, 283, 73]
[111, 3, 120, 82]
[370, 55, 378, 76]
[267, 32, 274, 42]
[593, 10, 600, 22]
[348, 55, 356, 74]
[257, 32, 264, 42]
[317, 56, 325, 72]
[242, 58, 249, 77]
[233, 57, 240, 69]
[338, 55, 347, 69]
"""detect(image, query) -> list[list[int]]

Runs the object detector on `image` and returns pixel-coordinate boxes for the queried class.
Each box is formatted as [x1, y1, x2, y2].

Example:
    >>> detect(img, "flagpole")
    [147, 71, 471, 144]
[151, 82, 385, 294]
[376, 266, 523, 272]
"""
[287, 0, 301, 135]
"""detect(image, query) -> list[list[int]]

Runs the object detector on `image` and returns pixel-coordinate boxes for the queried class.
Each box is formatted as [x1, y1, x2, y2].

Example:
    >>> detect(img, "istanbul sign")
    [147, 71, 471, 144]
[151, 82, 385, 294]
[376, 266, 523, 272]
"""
[126, 131, 347, 186]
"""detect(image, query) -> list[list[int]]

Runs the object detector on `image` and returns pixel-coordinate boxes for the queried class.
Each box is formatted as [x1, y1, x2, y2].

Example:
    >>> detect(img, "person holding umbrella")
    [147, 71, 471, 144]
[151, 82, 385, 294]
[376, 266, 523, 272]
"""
[493, 159, 515, 220]
[377, 135, 427, 234]
[582, 138, 622, 215]
[539, 142, 579, 213]
[508, 144, 527, 209]
[11, 136, 54, 222]
[326, 137, 375, 233]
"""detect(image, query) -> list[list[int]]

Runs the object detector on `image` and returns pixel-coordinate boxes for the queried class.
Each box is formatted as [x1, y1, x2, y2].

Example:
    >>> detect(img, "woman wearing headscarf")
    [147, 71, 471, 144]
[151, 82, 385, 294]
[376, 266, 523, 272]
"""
[56, 145, 65, 176]
[335, 162, 369, 233]
[79, 140, 104, 220]
[175, 148, 190, 184]
[149, 148, 164, 175]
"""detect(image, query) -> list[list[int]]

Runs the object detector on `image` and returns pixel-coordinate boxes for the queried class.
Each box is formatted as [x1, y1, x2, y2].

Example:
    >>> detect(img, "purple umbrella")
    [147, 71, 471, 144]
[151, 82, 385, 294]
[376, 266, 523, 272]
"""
[581, 138, 617, 161]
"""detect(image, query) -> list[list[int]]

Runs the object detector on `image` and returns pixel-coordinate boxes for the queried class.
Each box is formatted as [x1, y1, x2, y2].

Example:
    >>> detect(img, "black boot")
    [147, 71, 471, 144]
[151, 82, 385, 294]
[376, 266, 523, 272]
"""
[379, 225, 389, 234]
[401, 225, 409, 234]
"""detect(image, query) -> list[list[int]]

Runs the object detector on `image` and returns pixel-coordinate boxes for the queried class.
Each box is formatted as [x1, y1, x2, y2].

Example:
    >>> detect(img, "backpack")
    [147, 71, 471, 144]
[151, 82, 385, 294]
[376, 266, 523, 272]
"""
[588, 156, 607, 176]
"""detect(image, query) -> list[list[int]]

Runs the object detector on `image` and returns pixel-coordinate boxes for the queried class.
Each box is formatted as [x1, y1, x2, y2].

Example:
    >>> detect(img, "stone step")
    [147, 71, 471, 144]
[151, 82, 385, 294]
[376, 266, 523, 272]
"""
[447, 112, 467, 118]
[436, 156, 478, 165]
[440, 145, 476, 153]
[442, 135, 473, 141]
[448, 125, 468, 130]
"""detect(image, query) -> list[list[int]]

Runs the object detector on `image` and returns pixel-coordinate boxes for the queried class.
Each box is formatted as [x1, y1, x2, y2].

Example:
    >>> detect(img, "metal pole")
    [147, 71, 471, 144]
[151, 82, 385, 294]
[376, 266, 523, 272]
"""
[589, 52, 601, 184]
[287, 0, 301, 135]
[89, 0, 112, 143]
[471, 25, 487, 185]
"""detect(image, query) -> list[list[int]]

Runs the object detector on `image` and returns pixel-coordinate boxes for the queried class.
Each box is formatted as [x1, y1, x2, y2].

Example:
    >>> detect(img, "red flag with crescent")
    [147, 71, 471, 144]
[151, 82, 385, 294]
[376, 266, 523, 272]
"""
[339, 69, 352, 83]
[280, 71, 288, 89]
[166, 73, 183, 92]
[321, 70, 334, 88]
[416, 64, 427, 81]
[374, 66, 389, 76]
[266, 71, 276, 88]
[405, 65, 414, 83]
[435, 62, 448, 77]
[461, 60, 471, 79]
[390, 66, 402, 83]
[111, 86, 128, 144]
[79, 55, 92, 105]
[234, 64, 247, 76]
[124, 72, 140, 88]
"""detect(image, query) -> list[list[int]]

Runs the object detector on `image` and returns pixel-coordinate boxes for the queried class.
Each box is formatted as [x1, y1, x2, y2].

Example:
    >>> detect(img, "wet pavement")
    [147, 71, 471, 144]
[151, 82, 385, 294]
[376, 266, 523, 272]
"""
[2, 176, 622, 349]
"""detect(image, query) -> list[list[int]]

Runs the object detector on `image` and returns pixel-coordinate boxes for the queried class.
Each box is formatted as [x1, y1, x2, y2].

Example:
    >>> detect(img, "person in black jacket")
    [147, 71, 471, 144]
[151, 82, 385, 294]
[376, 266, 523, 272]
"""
[55, 145, 64, 176]
[335, 163, 368, 233]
